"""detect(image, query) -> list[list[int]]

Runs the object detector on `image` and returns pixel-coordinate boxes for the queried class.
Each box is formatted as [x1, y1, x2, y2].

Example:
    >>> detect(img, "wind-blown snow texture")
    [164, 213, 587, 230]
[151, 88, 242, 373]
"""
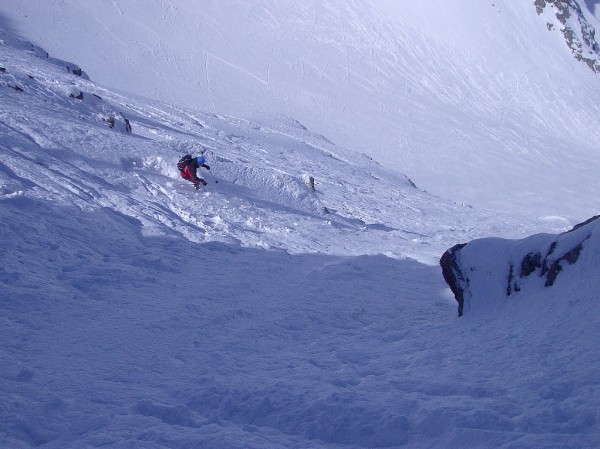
[4, 0, 600, 219]
[1, 1, 600, 448]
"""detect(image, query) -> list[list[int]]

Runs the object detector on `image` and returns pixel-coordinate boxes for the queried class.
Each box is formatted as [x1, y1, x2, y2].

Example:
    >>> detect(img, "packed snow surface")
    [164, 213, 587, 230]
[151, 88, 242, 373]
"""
[1, 1, 600, 448]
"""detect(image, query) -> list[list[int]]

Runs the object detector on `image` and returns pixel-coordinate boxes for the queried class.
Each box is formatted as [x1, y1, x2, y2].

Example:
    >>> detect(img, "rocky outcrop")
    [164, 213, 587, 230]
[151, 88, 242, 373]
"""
[103, 112, 132, 134]
[440, 243, 468, 317]
[535, 0, 600, 71]
[1, 28, 131, 134]
[440, 216, 600, 316]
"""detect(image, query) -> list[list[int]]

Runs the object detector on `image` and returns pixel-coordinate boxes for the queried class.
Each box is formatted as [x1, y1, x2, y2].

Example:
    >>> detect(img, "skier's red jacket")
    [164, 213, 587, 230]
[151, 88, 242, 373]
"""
[179, 158, 209, 186]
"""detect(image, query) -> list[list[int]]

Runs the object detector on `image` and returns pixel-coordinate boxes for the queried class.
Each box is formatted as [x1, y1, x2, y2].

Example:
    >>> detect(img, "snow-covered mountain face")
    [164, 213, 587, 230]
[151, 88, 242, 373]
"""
[2, 27, 530, 264]
[3, 4, 600, 449]
[3, 0, 600, 221]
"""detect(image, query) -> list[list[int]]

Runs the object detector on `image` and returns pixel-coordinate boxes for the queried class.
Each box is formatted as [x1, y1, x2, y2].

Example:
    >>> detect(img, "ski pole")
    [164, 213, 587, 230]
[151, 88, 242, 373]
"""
[204, 167, 218, 183]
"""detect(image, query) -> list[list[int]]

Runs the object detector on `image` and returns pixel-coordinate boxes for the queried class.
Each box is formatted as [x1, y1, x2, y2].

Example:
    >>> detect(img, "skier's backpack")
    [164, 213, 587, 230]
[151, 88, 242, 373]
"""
[177, 154, 192, 171]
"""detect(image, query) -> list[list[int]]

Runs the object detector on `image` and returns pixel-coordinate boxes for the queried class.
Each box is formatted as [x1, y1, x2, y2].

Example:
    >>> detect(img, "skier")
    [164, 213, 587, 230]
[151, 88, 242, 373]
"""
[177, 154, 211, 189]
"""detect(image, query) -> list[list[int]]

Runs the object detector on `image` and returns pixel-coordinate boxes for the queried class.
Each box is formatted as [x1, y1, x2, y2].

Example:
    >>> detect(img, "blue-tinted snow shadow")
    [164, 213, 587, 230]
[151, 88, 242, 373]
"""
[0, 12, 16, 35]
[0, 196, 455, 448]
[585, 0, 600, 14]
[3, 193, 596, 449]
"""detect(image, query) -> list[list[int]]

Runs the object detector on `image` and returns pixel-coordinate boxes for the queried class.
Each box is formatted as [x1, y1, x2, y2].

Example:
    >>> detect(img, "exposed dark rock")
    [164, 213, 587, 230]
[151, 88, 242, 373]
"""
[544, 242, 584, 287]
[569, 214, 600, 231]
[547, 240, 558, 257]
[535, 0, 547, 15]
[62, 65, 88, 77]
[69, 91, 84, 100]
[103, 112, 132, 134]
[507, 264, 515, 296]
[509, 226, 590, 292]
[8, 84, 24, 92]
[440, 243, 468, 317]
[521, 252, 542, 277]
[535, 0, 600, 72]
[441, 215, 599, 316]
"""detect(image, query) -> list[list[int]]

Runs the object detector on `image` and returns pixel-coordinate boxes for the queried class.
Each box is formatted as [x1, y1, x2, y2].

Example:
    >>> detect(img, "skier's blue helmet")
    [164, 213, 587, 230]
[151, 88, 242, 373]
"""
[196, 156, 205, 164]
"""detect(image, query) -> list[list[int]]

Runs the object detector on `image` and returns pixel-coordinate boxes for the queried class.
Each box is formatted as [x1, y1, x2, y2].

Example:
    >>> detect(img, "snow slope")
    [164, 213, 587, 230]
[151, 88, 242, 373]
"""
[2, 5, 600, 449]
[1, 25, 548, 263]
[585, 0, 600, 18]
[3, 0, 600, 220]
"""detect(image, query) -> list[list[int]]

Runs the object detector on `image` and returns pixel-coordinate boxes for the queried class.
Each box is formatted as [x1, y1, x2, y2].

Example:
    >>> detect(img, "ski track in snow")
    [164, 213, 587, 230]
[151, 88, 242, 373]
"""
[205, 50, 268, 86]
[109, 0, 124, 16]
[265, 1, 298, 85]
[204, 52, 218, 115]
[335, 0, 350, 84]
